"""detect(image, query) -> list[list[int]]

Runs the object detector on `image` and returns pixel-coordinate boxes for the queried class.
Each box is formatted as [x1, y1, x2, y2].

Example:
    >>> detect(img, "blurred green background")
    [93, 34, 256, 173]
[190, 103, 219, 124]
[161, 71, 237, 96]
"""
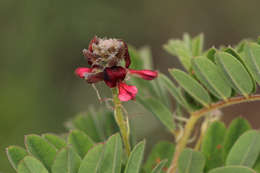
[1, 0, 260, 172]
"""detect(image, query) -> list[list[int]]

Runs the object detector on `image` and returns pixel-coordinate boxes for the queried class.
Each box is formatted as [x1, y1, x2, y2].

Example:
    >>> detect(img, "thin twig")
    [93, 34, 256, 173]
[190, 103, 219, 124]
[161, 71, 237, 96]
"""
[92, 84, 102, 103]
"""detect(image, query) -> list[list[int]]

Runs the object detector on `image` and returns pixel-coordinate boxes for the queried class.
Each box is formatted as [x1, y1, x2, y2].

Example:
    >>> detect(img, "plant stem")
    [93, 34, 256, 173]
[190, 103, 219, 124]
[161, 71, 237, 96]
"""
[194, 126, 205, 151]
[194, 133, 203, 151]
[168, 115, 200, 173]
[112, 88, 131, 156]
[192, 94, 260, 117]
[168, 94, 260, 173]
[194, 115, 210, 151]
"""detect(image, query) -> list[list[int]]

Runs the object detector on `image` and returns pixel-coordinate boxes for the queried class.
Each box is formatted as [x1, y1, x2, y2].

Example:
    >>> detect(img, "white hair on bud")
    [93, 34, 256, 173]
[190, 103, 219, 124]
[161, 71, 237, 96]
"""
[99, 39, 122, 50]
[92, 38, 123, 60]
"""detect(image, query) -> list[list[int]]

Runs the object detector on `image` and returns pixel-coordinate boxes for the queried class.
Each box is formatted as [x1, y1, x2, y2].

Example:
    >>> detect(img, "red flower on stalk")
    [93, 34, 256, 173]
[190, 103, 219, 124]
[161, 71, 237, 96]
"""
[75, 36, 158, 101]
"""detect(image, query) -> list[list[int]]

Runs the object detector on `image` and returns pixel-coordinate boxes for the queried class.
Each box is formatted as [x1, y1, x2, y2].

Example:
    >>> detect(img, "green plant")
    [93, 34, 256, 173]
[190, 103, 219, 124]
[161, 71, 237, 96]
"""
[6, 34, 260, 173]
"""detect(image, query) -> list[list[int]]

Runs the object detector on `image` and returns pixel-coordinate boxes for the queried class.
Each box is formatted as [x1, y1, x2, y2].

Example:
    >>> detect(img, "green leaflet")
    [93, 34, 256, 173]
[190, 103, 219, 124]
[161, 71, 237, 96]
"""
[169, 69, 211, 107]
[224, 47, 257, 93]
[164, 33, 204, 72]
[182, 90, 204, 110]
[151, 159, 168, 173]
[158, 73, 192, 111]
[78, 144, 104, 173]
[235, 40, 249, 53]
[151, 76, 172, 107]
[128, 45, 144, 69]
[137, 97, 175, 133]
[17, 156, 49, 173]
[68, 130, 95, 159]
[100, 133, 122, 173]
[243, 42, 260, 85]
[253, 155, 260, 173]
[124, 140, 145, 173]
[192, 33, 204, 56]
[183, 33, 192, 51]
[208, 166, 256, 173]
[164, 38, 192, 71]
[25, 134, 57, 172]
[144, 141, 175, 172]
[102, 111, 119, 140]
[223, 117, 251, 159]
[51, 147, 81, 173]
[71, 112, 103, 142]
[192, 57, 232, 100]
[139, 46, 153, 69]
[131, 77, 159, 99]
[42, 133, 66, 150]
[226, 130, 260, 167]
[130, 46, 170, 105]
[6, 146, 27, 170]
[205, 47, 217, 62]
[201, 122, 226, 172]
[224, 47, 244, 62]
[215, 51, 254, 97]
[70, 110, 118, 143]
[178, 148, 205, 173]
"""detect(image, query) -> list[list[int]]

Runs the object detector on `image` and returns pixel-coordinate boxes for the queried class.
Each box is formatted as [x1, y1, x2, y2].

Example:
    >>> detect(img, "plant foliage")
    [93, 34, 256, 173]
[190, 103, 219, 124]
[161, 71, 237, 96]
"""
[6, 34, 260, 173]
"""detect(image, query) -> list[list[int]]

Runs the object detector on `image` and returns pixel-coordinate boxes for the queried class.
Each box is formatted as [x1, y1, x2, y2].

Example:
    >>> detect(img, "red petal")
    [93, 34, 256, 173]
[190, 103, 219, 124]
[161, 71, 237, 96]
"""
[123, 41, 131, 68]
[129, 69, 158, 80]
[75, 67, 93, 78]
[75, 67, 104, 83]
[118, 82, 138, 101]
[104, 66, 127, 88]
[86, 72, 104, 83]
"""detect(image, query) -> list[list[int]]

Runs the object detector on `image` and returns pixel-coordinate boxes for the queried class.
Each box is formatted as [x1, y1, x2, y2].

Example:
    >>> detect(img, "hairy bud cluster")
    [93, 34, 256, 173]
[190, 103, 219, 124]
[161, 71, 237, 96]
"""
[83, 36, 128, 69]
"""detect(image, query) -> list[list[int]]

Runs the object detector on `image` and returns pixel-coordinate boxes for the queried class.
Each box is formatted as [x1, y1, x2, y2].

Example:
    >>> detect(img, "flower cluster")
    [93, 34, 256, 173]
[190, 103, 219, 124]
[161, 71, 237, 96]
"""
[75, 36, 158, 101]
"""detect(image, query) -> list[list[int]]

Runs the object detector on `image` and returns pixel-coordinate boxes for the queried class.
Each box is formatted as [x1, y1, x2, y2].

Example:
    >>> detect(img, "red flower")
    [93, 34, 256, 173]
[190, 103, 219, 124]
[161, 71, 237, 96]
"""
[75, 36, 158, 101]
[129, 69, 158, 80]
[104, 66, 127, 88]
[118, 82, 138, 101]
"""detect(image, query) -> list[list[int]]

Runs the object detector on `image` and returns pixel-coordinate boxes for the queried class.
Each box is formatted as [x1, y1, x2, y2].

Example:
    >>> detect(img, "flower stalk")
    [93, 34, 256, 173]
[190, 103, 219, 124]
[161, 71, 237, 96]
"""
[112, 88, 131, 156]
[167, 115, 200, 173]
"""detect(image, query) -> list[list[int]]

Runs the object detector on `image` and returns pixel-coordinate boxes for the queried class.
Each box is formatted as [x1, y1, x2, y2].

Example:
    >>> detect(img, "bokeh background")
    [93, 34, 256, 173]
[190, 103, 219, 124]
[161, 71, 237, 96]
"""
[1, 0, 260, 172]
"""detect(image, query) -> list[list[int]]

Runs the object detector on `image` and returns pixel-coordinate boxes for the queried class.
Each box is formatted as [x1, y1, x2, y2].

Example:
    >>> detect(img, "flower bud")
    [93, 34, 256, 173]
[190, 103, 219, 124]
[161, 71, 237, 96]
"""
[84, 36, 129, 69]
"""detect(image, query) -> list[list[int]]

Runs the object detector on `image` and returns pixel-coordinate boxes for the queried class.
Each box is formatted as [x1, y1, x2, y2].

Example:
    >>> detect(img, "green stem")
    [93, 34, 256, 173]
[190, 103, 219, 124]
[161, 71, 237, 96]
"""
[194, 115, 210, 151]
[168, 115, 200, 173]
[112, 88, 131, 156]
[168, 94, 260, 173]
